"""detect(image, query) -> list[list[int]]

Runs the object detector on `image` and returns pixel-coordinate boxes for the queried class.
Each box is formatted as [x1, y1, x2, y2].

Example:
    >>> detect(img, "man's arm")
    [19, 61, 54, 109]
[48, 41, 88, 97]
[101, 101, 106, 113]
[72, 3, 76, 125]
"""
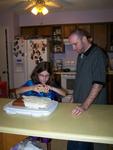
[72, 83, 103, 116]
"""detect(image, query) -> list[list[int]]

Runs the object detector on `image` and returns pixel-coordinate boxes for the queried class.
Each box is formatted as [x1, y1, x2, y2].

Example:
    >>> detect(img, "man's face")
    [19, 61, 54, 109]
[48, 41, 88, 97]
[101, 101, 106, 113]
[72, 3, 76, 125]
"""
[69, 34, 84, 54]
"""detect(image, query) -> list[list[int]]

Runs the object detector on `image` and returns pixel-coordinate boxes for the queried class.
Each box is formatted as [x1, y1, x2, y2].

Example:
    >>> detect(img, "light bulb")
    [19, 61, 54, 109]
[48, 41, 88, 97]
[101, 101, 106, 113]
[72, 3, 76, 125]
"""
[31, 7, 38, 15]
[42, 7, 49, 15]
[38, 7, 42, 13]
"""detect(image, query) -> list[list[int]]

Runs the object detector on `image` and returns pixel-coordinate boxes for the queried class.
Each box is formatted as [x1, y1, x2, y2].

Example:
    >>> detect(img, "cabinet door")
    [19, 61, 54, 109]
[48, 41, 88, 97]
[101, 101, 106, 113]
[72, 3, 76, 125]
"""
[92, 24, 107, 49]
[20, 27, 36, 38]
[1, 133, 27, 150]
[107, 74, 113, 104]
[0, 133, 3, 149]
[62, 24, 76, 38]
[77, 24, 91, 33]
[108, 23, 113, 50]
[36, 26, 52, 37]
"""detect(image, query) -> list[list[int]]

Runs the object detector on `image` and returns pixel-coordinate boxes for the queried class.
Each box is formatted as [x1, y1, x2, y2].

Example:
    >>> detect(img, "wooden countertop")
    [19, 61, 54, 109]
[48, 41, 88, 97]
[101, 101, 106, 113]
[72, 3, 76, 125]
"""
[0, 98, 113, 144]
[108, 70, 113, 75]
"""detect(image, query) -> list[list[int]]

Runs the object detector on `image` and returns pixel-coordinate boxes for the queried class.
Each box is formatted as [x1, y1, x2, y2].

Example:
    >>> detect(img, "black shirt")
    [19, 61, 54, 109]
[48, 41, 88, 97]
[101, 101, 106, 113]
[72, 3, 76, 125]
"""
[73, 44, 108, 104]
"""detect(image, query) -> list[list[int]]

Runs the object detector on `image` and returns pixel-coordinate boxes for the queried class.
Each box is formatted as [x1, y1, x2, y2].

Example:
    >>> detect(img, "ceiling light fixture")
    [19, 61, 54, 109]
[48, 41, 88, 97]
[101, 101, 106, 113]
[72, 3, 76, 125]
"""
[31, 0, 49, 15]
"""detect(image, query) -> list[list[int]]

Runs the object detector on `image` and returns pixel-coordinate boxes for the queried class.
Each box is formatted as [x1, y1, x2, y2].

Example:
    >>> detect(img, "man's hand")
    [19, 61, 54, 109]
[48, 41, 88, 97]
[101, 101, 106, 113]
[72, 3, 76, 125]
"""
[72, 105, 86, 116]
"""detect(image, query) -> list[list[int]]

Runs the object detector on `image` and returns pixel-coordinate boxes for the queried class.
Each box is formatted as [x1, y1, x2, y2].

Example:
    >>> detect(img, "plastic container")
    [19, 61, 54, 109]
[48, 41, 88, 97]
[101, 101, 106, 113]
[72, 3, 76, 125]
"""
[4, 100, 58, 117]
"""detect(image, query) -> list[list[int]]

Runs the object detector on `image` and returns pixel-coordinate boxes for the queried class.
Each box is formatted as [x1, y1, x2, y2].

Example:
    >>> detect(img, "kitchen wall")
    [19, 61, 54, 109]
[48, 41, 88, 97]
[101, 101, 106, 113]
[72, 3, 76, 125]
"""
[19, 9, 113, 26]
[0, 11, 20, 88]
[0, 9, 113, 88]
[52, 44, 78, 71]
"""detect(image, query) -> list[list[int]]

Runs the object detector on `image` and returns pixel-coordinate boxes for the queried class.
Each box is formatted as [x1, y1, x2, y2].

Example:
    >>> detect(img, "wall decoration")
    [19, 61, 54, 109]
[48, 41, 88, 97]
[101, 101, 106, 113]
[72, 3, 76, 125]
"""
[29, 39, 47, 64]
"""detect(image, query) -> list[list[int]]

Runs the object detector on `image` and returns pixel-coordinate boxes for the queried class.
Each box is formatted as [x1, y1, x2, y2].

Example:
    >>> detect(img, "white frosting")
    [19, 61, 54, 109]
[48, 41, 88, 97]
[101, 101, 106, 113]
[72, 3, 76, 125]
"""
[22, 96, 51, 109]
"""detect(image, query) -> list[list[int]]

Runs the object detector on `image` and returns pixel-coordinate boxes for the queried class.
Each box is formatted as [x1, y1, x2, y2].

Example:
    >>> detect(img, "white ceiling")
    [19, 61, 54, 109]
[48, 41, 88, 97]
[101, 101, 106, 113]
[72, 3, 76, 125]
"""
[0, 0, 113, 15]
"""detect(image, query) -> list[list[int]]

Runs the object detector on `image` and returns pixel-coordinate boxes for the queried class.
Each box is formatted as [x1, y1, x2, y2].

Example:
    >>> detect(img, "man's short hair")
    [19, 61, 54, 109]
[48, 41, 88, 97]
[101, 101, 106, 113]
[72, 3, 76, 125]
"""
[70, 28, 91, 39]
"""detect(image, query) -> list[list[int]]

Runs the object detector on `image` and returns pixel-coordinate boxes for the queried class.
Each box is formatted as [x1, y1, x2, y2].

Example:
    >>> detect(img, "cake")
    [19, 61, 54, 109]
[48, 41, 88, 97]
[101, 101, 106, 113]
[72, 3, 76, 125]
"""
[12, 96, 51, 109]
[12, 97, 25, 107]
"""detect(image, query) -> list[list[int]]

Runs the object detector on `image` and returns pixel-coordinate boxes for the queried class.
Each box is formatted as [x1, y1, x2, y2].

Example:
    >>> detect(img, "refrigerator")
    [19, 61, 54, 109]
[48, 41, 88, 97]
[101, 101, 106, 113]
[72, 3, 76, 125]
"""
[12, 38, 50, 88]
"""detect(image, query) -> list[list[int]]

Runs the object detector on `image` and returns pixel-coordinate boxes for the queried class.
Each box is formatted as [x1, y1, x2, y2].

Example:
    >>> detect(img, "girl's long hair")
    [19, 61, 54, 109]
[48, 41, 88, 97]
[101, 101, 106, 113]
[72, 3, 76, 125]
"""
[31, 61, 54, 85]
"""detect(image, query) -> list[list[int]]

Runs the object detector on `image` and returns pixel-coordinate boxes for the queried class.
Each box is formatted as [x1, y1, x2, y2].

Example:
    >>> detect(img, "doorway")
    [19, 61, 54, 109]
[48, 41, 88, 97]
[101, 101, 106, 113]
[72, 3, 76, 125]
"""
[0, 25, 9, 96]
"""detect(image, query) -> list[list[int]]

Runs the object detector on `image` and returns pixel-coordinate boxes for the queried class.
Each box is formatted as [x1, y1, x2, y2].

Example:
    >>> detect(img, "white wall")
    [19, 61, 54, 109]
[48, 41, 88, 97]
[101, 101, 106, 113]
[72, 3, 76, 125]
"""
[19, 9, 113, 26]
[0, 11, 20, 88]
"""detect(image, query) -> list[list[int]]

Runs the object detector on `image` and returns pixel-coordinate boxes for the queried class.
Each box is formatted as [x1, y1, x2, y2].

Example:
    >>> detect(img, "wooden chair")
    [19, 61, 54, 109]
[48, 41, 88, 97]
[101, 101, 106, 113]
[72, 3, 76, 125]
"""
[8, 88, 52, 150]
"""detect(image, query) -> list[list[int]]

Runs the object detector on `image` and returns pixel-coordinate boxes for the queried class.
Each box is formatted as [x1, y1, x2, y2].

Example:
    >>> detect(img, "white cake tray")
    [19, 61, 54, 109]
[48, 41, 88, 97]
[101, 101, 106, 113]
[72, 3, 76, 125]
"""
[3, 100, 58, 117]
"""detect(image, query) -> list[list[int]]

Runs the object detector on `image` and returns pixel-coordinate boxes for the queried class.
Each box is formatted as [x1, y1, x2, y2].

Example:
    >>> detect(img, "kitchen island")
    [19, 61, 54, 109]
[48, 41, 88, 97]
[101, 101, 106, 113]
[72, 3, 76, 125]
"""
[0, 98, 113, 149]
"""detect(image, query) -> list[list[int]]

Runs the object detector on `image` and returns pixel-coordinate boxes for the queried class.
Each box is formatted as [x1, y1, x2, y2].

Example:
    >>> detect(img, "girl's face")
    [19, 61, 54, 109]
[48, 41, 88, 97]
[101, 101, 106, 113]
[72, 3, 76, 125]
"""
[38, 70, 50, 84]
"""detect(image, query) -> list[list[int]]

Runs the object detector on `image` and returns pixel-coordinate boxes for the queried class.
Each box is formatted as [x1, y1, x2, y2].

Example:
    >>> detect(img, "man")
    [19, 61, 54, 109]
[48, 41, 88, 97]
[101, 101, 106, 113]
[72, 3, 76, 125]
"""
[67, 29, 108, 150]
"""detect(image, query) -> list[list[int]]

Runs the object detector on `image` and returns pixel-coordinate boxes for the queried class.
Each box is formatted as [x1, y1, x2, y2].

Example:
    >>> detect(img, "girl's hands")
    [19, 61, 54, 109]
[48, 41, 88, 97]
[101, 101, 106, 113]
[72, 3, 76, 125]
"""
[32, 84, 49, 93]
[32, 84, 66, 97]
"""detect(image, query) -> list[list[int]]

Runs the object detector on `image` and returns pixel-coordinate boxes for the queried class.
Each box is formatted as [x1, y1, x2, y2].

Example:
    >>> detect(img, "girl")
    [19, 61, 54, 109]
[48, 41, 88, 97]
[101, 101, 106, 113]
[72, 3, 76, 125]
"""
[15, 61, 66, 148]
[16, 61, 66, 101]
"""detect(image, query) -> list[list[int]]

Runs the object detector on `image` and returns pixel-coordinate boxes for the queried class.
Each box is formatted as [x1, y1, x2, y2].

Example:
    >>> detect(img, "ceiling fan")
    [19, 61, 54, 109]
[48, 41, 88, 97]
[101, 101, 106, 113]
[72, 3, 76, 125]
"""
[25, 0, 61, 9]
[0, 0, 62, 15]
[25, 0, 62, 15]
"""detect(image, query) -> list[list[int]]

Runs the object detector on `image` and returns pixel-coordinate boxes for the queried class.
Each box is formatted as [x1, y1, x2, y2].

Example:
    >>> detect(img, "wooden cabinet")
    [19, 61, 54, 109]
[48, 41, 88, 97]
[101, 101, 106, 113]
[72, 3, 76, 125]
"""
[20, 23, 113, 51]
[92, 24, 108, 49]
[0, 133, 3, 149]
[77, 24, 91, 33]
[21, 26, 52, 38]
[0, 133, 27, 150]
[62, 24, 76, 38]
[108, 23, 113, 50]
[35, 26, 52, 37]
[75, 23, 108, 50]
[61, 24, 91, 38]
[21, 26, 36, 38]
[107, 74, 113, 104]
[110, 23, 113, 47]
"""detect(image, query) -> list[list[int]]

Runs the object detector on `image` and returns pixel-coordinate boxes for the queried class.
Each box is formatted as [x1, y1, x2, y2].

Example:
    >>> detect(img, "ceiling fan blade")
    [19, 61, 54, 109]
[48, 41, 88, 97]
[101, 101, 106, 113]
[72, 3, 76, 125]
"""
[25, 2, 35, 10]
[0, 0, 28, 3]
[45, 1, 61, 7]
